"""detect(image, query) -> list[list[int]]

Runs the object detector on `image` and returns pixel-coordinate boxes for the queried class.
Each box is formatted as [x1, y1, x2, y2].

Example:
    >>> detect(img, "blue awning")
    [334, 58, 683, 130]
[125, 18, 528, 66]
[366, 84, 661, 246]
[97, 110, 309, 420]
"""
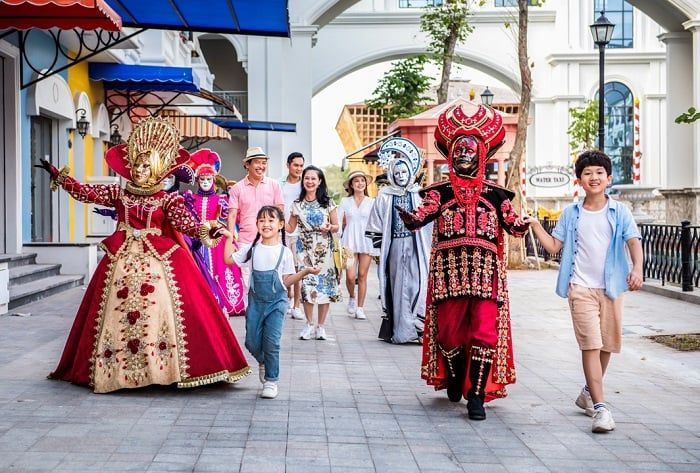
[105, 0, 289, 37]
[89, 63, 200, 92]
[211, 118, 296, 133]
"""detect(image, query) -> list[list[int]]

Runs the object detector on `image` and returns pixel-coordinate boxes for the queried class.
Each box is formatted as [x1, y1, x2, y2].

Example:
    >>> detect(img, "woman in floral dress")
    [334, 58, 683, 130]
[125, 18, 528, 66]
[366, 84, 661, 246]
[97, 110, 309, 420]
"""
[287, 166, 341, 341]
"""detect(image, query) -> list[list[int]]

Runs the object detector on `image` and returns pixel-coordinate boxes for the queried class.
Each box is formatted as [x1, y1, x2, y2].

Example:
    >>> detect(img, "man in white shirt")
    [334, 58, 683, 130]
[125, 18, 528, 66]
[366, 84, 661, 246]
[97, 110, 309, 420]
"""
[280, 152, 305, 319]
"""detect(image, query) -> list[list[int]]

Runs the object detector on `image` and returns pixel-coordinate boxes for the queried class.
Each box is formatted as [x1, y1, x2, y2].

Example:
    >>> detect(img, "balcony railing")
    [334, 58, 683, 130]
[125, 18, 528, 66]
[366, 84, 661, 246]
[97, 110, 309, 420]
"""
[212, 90, 247, 119]
[525, 220, 700, 291]
[525, 217, 562, 263]
[640, 221, 699, 291]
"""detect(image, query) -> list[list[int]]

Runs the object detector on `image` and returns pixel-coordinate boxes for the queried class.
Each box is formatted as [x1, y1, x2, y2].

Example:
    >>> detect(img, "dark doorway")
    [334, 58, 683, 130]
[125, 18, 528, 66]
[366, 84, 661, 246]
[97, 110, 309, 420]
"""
[30, 116, 53, 242]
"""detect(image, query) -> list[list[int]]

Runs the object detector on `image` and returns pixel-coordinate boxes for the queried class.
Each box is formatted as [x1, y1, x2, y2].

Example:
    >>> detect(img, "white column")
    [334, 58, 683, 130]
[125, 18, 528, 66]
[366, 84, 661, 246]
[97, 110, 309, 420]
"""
[0, 40, 22, 254]
[247, 25, 316, 179]
[683, 20, 700, 188]
[658, 32, 694, 189]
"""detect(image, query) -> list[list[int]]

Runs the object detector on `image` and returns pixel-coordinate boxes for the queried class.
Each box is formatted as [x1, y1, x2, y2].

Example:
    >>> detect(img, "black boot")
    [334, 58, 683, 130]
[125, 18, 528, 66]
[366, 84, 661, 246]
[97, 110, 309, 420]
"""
[440, 345, 465, 403]
[466, 346, 495, 420]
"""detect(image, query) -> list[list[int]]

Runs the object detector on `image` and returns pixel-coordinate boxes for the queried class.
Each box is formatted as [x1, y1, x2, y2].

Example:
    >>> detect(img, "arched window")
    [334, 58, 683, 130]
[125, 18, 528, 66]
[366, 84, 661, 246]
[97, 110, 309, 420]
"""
[596, 81, 634, 185]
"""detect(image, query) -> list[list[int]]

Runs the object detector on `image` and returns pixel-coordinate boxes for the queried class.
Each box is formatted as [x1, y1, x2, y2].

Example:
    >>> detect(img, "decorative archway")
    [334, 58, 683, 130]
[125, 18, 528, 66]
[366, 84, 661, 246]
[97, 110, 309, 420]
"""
[313, 45, 521, 96]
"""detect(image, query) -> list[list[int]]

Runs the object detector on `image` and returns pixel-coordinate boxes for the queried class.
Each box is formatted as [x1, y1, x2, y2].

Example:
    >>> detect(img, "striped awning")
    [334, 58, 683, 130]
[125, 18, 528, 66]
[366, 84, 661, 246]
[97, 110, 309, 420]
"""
[159, 110, 230, 141]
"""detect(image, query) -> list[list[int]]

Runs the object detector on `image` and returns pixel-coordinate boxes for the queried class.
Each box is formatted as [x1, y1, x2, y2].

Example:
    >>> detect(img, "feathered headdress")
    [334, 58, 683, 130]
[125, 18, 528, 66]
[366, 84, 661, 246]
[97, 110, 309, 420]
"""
[105, 117, 190, 186]
[190, 148, 222, 177]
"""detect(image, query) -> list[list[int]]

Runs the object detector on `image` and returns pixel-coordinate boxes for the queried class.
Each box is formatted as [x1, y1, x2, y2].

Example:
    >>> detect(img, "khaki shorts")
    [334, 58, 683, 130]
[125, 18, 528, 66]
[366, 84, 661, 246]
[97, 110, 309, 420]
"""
[567, 284, 623, 353]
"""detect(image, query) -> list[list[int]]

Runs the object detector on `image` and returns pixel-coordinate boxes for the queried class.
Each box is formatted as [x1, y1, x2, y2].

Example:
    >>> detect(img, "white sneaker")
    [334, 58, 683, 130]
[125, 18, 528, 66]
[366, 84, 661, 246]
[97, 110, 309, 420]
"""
[261, 381, 278, 399]
[299, 324, 314, 340]
[575, 387, 595, 417]
[355, 307, 366, 320]
[591, 407, 616, 433]
[290, 307, 305, 320]
[315, 326, 327, 340]
[347, 298, 357, 315]
[258, 364, 265, 384]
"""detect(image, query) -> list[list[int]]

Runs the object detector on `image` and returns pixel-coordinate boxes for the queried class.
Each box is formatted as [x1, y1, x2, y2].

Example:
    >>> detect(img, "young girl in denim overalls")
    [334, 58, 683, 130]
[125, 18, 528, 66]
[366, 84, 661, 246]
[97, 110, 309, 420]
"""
[223, 206, 319, 398]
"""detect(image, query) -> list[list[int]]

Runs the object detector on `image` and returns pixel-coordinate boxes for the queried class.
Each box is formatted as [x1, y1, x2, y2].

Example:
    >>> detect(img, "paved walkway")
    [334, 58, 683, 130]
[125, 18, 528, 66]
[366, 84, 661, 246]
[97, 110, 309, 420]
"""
[0, 269, 698, 472]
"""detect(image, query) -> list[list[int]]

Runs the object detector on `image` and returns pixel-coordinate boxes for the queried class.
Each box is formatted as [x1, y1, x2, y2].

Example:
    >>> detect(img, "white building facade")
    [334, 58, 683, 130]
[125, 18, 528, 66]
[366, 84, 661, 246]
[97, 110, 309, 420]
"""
[210, 0, 700, 222]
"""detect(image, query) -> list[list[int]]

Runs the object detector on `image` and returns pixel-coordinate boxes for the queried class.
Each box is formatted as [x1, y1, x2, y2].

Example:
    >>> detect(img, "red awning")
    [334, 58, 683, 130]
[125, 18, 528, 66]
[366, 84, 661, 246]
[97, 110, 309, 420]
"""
[0, 0, 122, 32]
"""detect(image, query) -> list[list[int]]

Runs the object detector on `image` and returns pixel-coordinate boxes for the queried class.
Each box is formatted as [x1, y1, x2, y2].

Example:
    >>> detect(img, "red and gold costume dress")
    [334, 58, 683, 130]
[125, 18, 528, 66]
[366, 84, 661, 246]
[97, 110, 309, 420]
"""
[46, 118, 250, 393]
[400, 104, 528, 419]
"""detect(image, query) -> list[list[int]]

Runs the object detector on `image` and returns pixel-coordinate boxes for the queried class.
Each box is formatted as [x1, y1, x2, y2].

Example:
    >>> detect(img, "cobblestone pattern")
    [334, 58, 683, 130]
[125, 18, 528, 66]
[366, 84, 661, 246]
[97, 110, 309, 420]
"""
[0, 270, 698, 472]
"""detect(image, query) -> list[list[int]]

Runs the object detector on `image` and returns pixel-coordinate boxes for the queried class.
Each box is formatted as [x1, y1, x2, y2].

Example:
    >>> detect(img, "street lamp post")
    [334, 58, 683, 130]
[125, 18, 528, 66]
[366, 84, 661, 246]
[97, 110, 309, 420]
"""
[480, 86, 494, 106]
[590, 11, 615, 151]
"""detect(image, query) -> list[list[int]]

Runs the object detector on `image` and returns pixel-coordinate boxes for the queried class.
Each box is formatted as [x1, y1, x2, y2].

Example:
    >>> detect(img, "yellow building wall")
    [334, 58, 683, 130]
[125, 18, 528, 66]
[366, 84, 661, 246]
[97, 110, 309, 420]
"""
[67, 60, 105, 240]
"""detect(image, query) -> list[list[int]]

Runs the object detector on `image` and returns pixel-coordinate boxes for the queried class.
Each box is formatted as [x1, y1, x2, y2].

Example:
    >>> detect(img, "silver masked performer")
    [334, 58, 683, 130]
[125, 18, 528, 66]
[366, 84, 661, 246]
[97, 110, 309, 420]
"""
[365, 138, 432, 344]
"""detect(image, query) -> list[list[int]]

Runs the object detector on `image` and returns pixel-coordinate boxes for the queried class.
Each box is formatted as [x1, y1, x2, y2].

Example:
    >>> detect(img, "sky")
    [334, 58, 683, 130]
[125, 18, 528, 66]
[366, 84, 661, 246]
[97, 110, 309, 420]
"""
[310, 61, 511, 169]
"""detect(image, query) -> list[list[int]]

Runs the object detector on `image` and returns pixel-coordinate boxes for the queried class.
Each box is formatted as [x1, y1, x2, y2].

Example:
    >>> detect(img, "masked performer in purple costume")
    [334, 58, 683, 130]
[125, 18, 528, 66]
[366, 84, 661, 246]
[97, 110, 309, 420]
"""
[184, 149, 246, 316]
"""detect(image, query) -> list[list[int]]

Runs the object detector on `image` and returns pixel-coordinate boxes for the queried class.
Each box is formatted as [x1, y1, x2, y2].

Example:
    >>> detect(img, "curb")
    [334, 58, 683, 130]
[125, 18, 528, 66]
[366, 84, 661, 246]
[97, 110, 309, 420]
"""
[641, 281, 700, 306]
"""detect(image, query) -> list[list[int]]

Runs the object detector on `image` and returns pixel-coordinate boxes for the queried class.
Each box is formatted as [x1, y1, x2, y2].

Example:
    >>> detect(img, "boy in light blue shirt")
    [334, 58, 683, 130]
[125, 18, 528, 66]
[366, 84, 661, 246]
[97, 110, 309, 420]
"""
[524, 150, 643, 433]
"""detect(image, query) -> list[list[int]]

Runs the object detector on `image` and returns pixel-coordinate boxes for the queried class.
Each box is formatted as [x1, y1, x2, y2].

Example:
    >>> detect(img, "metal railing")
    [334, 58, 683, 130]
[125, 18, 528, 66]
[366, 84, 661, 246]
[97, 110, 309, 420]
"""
[525, 217, 562, 262]
[212, 90, 247, 119]
[640, 221, 699, 291]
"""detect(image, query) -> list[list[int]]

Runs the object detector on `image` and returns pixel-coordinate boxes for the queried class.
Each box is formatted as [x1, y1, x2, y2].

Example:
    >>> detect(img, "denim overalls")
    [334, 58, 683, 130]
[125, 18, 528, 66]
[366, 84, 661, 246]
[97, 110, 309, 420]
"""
[245, 245, 288, 382]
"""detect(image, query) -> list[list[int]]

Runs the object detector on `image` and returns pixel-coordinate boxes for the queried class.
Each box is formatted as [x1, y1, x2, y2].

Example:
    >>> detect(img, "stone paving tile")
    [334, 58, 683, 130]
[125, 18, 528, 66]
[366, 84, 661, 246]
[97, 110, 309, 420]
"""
[0, 270, 698, 472]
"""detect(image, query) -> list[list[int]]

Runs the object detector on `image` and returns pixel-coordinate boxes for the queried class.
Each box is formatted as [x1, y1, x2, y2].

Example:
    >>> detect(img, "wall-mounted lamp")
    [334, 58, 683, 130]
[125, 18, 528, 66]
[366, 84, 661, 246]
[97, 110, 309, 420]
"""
[75, 108, 89, 139]
[480, 86, 494, 106]
[109, 124, 123, 147]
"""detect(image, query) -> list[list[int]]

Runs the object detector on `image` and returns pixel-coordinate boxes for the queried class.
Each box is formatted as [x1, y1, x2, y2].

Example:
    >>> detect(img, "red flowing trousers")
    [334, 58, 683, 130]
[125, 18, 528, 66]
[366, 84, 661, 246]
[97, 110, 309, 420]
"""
[435, 297, 499, 351]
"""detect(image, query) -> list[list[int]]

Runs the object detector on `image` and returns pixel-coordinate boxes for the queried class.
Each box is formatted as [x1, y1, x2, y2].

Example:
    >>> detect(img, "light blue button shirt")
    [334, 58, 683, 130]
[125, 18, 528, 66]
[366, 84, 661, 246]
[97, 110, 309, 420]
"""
[552, 198, 641, 301]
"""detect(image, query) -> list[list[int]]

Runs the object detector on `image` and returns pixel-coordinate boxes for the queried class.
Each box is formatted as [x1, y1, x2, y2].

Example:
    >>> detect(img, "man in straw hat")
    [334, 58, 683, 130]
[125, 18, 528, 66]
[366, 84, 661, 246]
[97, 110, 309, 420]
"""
[397, 103, 530, 421]
[228, 147, 284, 302]
[228, 147, 284, 245]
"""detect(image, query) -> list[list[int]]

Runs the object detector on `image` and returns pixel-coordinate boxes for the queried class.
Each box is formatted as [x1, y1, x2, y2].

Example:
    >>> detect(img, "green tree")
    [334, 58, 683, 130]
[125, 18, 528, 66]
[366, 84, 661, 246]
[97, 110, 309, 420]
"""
[420, 0, 484, 104]
[366, 56, 432, 124]
[675, 107, 700, 124]
[567, 99, 599, 152]
[323, 164, 348, 204]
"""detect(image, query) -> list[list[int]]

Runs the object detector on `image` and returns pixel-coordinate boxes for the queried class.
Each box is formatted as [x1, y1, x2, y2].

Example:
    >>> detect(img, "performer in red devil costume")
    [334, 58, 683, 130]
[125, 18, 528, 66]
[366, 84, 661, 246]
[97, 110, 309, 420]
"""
[398, 103, 529, 420]
[38, 117, 250, 393]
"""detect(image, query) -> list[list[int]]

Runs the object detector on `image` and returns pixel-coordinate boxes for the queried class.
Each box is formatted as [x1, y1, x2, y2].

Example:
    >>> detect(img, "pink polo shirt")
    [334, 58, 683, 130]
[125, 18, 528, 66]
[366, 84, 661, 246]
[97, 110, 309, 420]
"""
[229, 176, 284, 243]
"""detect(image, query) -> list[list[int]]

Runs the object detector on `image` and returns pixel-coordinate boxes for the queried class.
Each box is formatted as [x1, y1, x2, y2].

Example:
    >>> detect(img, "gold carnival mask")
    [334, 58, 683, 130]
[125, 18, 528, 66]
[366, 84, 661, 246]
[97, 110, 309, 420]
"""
[126, 117, 180, 188]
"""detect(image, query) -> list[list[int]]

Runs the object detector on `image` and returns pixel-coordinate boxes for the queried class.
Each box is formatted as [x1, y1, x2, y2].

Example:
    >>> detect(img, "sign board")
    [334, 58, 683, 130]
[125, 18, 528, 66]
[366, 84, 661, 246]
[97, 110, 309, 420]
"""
[528, 166, 572, 188]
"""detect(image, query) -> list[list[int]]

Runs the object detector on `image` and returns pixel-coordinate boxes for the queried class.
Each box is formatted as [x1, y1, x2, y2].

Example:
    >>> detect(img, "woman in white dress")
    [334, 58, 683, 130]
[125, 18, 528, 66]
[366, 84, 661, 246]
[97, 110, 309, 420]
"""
[339, 170, 379, 320]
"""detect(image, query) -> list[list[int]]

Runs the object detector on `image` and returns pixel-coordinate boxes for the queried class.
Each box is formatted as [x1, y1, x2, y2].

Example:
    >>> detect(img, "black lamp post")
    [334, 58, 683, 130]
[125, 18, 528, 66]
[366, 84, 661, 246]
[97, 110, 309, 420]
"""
[109, 124, 123, 147]
[590, 10, 615, 151]
[480, 86, 494, 106]
[75, 108, 89, 139]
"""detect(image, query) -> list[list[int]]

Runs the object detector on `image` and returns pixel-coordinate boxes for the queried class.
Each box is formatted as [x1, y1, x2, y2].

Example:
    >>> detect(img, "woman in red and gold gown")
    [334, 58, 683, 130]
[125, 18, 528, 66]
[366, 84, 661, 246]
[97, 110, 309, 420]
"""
[39, 117, 250, 393]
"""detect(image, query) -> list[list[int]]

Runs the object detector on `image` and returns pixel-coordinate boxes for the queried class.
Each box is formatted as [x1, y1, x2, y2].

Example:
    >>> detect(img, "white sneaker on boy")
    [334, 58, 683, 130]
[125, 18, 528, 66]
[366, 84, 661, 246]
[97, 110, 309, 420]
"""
[575, 387, 595, 417]
[355, 307, 366, 320]
[591, 407, 616, 433]
[261, 381, 278, 399]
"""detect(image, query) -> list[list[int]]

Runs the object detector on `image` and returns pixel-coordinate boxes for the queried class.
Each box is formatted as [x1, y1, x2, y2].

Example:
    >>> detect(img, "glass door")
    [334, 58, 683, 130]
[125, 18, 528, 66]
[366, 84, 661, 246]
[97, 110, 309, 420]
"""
[30, 116, 53, 242]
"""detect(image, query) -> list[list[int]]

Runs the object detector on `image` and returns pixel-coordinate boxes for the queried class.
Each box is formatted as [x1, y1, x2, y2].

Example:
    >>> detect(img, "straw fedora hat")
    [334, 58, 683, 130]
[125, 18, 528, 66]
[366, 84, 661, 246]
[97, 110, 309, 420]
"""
[243, 146, 268, 162]
[343, 170, 374, 190]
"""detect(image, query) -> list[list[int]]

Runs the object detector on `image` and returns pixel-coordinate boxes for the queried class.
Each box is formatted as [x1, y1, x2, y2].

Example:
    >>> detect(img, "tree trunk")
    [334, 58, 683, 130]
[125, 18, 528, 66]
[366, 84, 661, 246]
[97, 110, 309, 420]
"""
[438, 28, 459, 104]
[506, 0, 532, 268]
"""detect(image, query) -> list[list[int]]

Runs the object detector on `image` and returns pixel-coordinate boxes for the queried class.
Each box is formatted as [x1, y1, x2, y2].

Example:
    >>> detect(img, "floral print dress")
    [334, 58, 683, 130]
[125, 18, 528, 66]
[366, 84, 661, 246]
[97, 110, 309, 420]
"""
[292, 199, 341, 304]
